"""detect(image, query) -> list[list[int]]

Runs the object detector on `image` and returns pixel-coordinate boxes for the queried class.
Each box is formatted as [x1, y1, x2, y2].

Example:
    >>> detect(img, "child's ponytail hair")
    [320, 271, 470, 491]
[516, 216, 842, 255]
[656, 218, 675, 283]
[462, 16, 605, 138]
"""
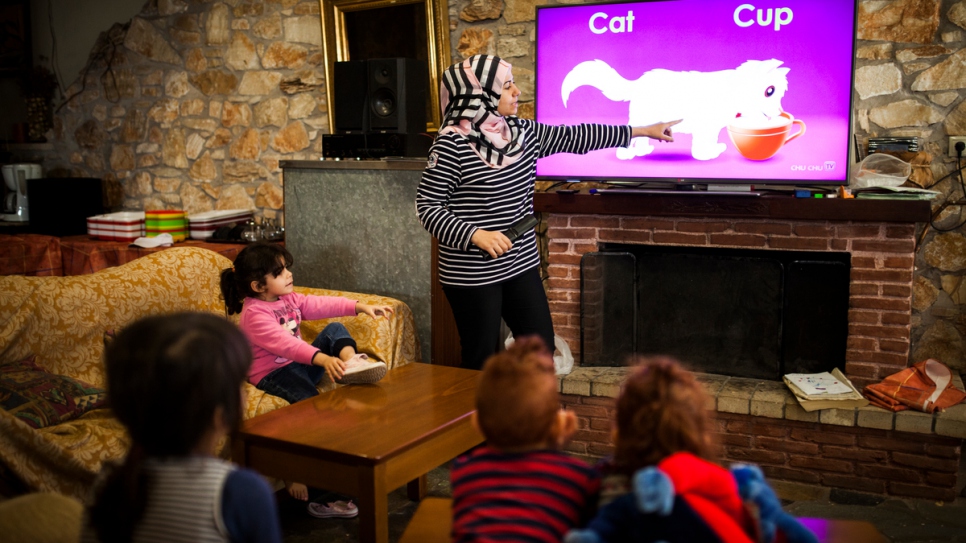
[87, 444, 149, 543]
[220, 242, 294, 315]
[613, 356, 717, 475]
[89, 312, 253, 543]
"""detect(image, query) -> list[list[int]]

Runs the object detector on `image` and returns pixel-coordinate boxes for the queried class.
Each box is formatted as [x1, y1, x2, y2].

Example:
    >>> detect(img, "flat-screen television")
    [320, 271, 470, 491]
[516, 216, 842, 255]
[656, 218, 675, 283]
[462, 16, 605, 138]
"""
[535, 0, 858, 186]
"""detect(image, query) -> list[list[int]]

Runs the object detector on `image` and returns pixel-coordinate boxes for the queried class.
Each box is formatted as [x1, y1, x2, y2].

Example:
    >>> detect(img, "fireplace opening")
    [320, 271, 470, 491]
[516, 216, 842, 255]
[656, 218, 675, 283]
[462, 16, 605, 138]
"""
[580, 244, 850, 380]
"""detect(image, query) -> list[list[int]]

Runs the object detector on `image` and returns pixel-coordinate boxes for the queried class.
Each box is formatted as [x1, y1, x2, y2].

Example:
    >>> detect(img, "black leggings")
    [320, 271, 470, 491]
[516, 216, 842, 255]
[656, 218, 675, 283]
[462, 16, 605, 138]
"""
[443, 267, 555, 370]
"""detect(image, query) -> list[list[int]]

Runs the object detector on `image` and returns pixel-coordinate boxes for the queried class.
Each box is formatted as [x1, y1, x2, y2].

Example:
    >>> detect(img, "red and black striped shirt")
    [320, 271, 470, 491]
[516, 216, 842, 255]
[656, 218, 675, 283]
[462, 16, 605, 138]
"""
[451, 446, 600, 543]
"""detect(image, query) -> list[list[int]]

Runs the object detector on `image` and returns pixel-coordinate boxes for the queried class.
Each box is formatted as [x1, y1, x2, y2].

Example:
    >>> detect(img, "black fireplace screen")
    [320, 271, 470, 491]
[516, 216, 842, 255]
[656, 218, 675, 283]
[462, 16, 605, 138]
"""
[581, 245, 850, 380]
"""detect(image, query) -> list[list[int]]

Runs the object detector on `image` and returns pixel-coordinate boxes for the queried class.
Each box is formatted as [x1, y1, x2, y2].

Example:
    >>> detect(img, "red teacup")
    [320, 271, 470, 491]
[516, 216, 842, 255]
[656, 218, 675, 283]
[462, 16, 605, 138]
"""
[727, 112, 806, 161]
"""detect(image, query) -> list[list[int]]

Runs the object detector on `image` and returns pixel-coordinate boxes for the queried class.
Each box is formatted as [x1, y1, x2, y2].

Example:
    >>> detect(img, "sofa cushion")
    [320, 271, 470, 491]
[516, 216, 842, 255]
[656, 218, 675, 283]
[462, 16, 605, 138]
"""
[0, 356, 107, 429]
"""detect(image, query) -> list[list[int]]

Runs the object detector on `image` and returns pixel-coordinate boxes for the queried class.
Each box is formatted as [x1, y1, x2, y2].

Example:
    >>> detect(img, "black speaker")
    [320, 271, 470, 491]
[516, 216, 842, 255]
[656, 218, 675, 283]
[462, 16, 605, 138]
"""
[333, 58, 428, 134]
[333, 60, 370, 133]
[366, 58, 427, 133]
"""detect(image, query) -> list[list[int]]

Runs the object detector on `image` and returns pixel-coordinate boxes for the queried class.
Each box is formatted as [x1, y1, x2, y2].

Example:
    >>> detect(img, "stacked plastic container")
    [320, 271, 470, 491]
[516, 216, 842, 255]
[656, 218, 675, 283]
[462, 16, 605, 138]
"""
[87, 209, 254, 243]
[86, 212, 146, 242]
[145, 210, 187, 241]
[187, 209, 253, 240]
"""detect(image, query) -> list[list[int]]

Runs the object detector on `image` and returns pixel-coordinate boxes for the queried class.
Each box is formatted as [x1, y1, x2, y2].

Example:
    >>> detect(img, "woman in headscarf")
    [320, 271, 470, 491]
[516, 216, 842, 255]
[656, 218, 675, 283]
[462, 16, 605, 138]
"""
[416, 55, 679, 370]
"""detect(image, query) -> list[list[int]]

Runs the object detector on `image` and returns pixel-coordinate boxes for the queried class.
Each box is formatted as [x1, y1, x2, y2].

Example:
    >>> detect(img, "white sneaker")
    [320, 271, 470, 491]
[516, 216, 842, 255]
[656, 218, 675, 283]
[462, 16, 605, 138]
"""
[335, 353, 387, 384]
[307, 499, 359, 519]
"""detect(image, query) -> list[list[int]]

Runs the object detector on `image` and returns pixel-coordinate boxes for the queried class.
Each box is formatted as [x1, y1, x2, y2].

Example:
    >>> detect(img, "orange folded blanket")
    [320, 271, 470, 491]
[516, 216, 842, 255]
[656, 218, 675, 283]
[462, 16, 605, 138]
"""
[863, 359, 966, 413]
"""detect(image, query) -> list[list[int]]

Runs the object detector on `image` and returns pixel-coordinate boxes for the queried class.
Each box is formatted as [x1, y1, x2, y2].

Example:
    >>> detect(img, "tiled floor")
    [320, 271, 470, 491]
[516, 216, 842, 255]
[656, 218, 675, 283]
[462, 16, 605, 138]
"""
[279, 461, 966, 543]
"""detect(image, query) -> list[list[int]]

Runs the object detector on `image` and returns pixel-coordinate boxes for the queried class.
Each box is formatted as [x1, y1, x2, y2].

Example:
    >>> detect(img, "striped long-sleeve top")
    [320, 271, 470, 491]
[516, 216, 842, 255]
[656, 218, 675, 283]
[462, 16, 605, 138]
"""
[416, 120, 631, 287]
[450, 446, 600, 543]
[81, 456, 282, 543]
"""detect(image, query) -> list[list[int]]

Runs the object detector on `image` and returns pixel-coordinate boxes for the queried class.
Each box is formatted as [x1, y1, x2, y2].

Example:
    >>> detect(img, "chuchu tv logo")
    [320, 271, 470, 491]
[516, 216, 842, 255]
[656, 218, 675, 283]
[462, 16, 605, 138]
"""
[790, 162, 836, 172]
[588, 4, 794, 35]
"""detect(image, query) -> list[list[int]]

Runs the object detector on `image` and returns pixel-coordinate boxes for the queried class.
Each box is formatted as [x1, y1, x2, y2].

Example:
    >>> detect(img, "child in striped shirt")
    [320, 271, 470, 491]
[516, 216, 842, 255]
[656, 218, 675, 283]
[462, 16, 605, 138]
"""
[450, 336, 599, 543]
[82, 313, 282, 543]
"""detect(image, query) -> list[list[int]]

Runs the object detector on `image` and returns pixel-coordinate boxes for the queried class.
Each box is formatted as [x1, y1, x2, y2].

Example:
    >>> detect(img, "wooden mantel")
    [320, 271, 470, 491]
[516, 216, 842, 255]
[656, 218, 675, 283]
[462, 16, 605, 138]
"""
[533, 191, 932, 223]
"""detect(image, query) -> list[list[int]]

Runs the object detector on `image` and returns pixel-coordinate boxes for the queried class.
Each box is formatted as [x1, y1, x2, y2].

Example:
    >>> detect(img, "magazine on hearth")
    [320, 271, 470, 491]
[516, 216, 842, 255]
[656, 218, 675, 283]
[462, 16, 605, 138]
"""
[783, 368, 870, 412]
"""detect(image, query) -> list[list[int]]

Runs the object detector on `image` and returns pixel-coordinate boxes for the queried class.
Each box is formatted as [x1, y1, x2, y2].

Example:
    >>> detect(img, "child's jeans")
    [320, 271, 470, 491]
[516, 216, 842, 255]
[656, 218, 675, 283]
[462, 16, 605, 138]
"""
[255, 322, 358, 404]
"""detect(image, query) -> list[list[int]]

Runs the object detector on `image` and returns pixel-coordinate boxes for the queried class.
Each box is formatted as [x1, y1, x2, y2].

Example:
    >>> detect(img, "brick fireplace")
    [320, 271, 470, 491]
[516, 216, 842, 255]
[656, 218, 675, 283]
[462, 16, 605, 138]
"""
[545, 210, 916, 391]
[534, 192, 964, 501]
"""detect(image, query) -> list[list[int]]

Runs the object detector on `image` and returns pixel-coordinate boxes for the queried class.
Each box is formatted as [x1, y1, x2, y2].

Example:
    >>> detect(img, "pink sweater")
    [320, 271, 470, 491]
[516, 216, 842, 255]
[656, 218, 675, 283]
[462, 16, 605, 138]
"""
[239, 292, 358, 385]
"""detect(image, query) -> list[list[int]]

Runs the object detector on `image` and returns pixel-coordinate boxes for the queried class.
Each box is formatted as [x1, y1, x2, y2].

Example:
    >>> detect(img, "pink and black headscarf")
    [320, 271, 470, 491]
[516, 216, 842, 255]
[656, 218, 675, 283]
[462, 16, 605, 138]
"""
[438, 55, 524, 168]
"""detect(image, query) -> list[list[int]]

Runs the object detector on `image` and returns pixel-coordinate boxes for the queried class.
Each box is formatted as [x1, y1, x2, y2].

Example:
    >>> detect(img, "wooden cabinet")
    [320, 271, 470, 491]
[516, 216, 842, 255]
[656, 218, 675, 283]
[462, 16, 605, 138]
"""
[430, 238, 461, 366]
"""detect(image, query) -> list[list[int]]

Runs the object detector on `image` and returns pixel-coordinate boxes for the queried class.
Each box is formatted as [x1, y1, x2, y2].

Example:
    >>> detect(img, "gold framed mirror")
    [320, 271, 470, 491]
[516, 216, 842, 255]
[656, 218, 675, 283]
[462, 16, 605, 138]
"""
[319, 0, 450, 134]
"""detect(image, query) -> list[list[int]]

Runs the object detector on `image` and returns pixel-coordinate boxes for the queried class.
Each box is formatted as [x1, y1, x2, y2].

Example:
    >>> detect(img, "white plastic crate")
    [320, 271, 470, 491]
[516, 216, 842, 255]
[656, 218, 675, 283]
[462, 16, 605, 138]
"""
[188, 209, 253, 240]
[86, 212, 146, 242]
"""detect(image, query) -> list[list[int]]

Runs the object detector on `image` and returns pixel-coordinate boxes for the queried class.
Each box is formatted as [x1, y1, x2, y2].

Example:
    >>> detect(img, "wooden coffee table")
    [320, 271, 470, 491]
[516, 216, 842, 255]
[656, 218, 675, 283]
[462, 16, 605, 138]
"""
[233, 363, 483, 543]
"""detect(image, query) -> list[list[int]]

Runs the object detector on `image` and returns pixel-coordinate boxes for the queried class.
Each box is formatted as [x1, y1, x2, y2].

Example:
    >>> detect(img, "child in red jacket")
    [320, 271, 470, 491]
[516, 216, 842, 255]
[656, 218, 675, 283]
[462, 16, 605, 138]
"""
[565, 356, 817, 543]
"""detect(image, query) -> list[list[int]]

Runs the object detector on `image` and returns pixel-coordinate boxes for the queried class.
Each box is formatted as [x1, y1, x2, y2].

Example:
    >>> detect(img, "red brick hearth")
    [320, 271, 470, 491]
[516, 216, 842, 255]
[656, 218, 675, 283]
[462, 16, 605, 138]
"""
[558, 391, 962, 501]
[534, 193, 962, 501]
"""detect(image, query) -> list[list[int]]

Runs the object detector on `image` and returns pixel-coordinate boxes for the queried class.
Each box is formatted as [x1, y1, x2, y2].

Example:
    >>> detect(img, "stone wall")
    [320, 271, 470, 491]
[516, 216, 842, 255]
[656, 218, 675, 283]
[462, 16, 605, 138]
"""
[36, 0, 329, 223]
[448, 0, 966, 371]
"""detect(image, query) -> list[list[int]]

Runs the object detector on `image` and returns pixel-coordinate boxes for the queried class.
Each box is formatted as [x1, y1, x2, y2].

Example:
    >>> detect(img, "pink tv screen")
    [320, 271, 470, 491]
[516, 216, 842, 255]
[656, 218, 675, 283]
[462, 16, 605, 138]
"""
[535, 0, 858, 185]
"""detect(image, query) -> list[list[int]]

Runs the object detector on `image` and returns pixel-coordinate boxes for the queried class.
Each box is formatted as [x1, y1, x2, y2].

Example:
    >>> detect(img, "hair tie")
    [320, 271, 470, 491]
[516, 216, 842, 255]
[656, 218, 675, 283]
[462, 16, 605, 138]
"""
[231, 265, 235, 273]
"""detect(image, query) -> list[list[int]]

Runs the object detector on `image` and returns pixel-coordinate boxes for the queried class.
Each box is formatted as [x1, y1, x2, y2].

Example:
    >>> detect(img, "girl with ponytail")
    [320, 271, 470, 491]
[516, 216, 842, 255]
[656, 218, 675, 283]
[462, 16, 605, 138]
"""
[84, 312, 281, 543]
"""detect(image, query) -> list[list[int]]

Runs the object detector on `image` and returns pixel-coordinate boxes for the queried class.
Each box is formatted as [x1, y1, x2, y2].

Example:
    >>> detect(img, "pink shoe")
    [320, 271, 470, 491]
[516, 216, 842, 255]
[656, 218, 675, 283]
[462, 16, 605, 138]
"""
[307, 499, 359, 519]
[335, 353, 387, 385]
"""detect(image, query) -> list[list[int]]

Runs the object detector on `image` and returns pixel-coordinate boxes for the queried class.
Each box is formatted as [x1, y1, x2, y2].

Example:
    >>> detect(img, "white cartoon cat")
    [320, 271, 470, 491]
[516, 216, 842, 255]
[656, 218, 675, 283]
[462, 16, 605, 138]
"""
[561, 59, 790, 160]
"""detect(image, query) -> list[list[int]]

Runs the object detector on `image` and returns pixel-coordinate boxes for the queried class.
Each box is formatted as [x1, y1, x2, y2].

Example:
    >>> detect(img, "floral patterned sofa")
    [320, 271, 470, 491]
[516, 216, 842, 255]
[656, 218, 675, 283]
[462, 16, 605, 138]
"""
[0, 246, 420, 501]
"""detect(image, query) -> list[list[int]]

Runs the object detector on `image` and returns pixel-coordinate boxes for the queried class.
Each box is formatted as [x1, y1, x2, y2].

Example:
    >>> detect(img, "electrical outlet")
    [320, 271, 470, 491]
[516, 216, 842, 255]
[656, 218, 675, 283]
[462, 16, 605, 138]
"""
[949, 136, 966, 157]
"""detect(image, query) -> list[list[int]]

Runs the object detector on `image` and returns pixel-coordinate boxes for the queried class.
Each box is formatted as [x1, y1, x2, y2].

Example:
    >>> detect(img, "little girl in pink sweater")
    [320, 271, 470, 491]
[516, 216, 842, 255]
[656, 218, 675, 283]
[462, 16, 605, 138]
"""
[220, 241, 393, 518]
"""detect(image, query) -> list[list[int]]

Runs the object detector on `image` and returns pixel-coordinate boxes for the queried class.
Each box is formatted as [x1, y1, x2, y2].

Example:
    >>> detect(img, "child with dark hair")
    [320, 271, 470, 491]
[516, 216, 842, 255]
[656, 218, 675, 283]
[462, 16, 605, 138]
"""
[450, 336, 598, 543]
[83, 312, 281, 543]
[565, 356, 817, 543]
[220, 241, 392, 394]
[220, 241, 393, 516]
